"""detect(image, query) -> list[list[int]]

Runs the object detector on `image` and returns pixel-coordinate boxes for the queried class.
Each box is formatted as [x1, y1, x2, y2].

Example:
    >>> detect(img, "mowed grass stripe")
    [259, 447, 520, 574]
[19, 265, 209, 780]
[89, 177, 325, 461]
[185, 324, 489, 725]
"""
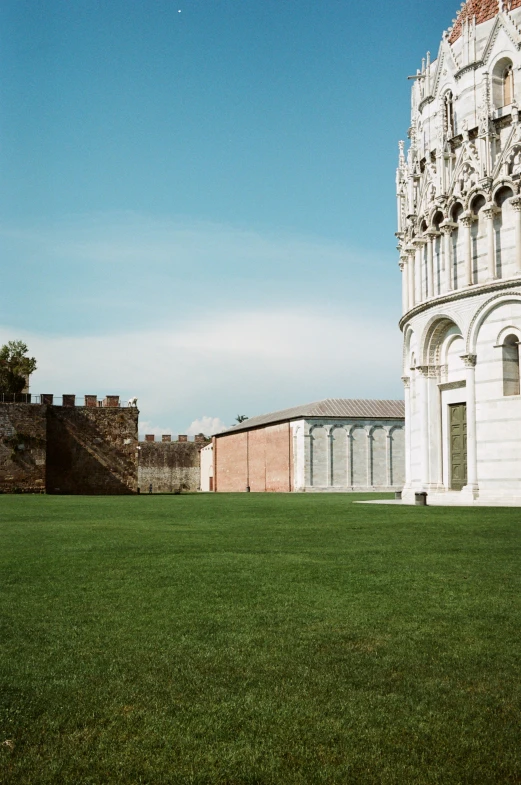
[1, 494, 520, 784]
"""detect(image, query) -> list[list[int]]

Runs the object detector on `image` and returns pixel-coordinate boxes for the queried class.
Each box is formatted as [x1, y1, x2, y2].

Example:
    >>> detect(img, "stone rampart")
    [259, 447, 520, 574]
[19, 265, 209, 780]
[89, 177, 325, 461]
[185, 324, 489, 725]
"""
[0, 404, 47, 492]
[46, 407, 138, 494]
[0, 401, 138, 494]
[138, 435, 210, 493]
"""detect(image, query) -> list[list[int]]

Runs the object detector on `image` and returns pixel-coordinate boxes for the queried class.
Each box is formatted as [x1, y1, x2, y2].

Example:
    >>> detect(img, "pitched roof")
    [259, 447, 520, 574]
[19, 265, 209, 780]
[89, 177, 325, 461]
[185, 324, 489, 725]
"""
[217, 399, 405, 436]
[448, 0, 521, 44]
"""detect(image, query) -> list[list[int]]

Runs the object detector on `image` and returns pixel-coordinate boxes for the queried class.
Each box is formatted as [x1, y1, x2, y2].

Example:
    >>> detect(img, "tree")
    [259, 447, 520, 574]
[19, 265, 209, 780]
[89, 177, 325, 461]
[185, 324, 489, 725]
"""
[235, 415, 249, 423]
[0, 341, 37, 394]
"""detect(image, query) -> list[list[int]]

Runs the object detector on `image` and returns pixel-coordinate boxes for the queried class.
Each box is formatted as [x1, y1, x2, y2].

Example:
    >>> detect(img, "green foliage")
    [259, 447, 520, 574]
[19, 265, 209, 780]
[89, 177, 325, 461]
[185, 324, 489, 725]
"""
[0, 341, 37, 394]
[1, 494, 521, 783]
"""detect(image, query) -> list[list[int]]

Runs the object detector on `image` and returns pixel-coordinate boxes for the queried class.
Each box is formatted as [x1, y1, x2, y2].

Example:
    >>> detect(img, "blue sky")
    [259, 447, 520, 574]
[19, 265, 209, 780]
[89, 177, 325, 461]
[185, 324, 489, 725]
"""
[1, 0, 459, 435]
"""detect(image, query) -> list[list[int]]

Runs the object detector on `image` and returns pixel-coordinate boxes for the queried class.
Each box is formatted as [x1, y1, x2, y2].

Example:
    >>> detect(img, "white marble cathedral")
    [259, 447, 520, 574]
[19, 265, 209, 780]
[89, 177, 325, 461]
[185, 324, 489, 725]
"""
[397, 0, 521, 505]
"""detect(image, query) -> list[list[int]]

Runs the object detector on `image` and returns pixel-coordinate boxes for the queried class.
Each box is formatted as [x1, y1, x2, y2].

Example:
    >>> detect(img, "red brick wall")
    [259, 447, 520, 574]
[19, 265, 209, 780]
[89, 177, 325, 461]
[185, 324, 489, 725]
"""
[248, 427, 266, 492]
[214, 422, 292, 493]
[266, 423, 292, 492]
[214, 431, 248, 492]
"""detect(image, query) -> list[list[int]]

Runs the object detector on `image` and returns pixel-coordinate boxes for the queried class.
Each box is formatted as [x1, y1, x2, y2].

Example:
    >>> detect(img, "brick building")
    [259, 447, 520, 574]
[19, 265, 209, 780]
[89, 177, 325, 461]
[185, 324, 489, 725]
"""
[213, 399, 405, 493]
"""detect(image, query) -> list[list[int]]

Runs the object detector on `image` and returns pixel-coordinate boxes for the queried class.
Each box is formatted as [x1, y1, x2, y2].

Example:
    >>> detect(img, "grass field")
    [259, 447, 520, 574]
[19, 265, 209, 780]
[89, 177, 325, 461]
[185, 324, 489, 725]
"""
[1, 493, 520, 784]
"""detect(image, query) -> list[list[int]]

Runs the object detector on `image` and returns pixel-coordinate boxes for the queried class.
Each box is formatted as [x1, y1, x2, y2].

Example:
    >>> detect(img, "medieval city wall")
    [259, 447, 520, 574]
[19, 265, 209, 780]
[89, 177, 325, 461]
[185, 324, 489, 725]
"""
[138, 436, 210, 493]
[0, 402, 138, 494]
[46, 406, 138, 494]
[0, 404, 47, 493]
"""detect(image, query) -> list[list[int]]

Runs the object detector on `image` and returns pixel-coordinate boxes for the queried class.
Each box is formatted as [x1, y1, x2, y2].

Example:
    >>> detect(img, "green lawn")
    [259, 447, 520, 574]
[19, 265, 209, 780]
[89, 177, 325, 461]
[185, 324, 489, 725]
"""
[1, 494, 520, 784]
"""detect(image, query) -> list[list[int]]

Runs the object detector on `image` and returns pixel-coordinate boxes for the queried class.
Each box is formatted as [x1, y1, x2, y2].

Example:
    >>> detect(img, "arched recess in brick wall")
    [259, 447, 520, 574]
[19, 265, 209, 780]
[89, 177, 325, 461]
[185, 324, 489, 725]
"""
[371, 427, 387, 487]
[331, 426, 348, 487]
[310, 426, 327, 487]
[390, 427, 405, 487]
[350, 427, 367, 487]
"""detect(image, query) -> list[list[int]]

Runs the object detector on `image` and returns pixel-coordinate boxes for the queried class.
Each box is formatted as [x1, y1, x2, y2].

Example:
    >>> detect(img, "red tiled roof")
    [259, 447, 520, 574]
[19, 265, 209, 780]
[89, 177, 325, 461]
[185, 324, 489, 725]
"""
[448, 0, 521, 44]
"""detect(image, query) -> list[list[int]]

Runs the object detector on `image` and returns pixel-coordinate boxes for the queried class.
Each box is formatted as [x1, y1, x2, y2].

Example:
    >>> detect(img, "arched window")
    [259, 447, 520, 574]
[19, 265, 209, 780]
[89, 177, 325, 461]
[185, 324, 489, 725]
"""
[494, 185, 514, 208]
[443, 91, 454, 138]
[503, 334, 520, 396]
[493, 58, 515, 108]
[504, 64, 514, 107]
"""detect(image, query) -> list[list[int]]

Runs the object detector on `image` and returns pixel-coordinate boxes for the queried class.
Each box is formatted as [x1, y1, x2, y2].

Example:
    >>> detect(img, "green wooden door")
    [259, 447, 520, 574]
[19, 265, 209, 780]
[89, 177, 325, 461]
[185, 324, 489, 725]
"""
[450, 403, 467, 491]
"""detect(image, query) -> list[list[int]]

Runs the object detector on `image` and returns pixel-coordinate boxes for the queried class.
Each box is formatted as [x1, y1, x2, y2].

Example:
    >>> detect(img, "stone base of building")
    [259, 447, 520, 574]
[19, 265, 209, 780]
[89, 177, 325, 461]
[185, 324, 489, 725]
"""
[401, 487, 521, 507]
[298, 485, 402, 493]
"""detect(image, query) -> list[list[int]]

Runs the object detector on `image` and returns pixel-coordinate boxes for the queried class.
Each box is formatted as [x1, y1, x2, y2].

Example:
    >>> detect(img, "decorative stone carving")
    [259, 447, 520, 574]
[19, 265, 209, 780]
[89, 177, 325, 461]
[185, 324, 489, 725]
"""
[460, 211, 475, 229]
[461, 354, 477, 368]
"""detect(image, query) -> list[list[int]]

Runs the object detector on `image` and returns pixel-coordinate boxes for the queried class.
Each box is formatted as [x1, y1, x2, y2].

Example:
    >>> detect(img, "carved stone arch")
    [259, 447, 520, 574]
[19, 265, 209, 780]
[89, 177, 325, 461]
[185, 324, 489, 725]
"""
[437, 79, 456, 99]
[369, 423, 386, 438]
[467, 291, 521, 354]
[469, 190, 487, 215]
[482, 19, 520, 69]
[421, 314, 464, 366]
[440, 87, 455, 139]
[493, 181, 515, 206]
[496, 324, 521, 346]
[504, 144, 521, 177]
[349, 423, 369, 438]
[440, 332, 465, 371]
[491, 52, 516, 108]
[430, 208, 445, 229]
[452, 157, 479, 200]
[448, 199, 465, 222]
[431, 37, 458, 98]
[403, 324, 415, 371]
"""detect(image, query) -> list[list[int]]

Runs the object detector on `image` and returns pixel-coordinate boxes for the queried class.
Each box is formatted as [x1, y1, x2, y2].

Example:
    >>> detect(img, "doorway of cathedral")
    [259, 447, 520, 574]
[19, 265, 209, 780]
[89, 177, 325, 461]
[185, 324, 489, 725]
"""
[449, 403, 467, 490]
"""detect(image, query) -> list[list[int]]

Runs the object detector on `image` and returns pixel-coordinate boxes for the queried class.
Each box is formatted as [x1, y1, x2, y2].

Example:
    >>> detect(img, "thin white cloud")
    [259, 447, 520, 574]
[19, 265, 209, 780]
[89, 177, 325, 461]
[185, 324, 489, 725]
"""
[186, 416, 227, 437]
[0, 303, 403, 433]
[0, 212, 403, 432]
[0, 212, 397, 335]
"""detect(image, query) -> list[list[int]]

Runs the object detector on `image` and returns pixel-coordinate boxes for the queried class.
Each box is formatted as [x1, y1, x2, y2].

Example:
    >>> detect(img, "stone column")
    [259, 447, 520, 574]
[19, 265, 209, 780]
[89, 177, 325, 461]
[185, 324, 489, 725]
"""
[413, 237, 427, 303]
[406, 245, 415, 308]
[440, 223, 455, 293]
[367, 429, 372, 488]
[510, 197, 521, 275]
[417, 366, 430, 490]
[461, 354, 479, 496]
[386, 429, 392, 487]
[402, 376, 411, 488]
[304, 430, 312, 489]
[482, 202, 498, 281]
[399, 257, 409, 313]
[326, 427, 332, 488]
[426, 230, 439, 297]
[461, 212, 475, 287]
